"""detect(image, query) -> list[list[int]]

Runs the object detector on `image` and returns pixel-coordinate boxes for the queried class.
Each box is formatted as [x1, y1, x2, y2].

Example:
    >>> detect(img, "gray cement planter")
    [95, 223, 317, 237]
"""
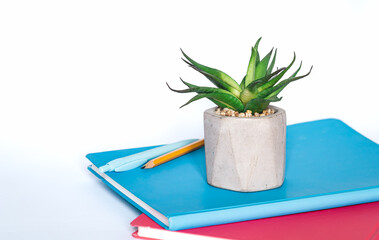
[203, 106, 286, 192]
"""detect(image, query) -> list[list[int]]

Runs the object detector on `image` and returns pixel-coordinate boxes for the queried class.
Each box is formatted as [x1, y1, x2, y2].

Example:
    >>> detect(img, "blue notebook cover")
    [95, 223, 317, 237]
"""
[87, 119, 379, 230]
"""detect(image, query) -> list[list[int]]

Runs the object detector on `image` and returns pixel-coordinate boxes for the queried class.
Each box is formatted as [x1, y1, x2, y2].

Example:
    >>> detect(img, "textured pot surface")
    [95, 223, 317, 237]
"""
[204, 106, 286, 192]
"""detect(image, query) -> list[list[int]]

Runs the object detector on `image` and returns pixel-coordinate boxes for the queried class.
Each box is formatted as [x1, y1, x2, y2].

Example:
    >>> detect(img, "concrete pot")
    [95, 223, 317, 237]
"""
[203, 106, 286, 192]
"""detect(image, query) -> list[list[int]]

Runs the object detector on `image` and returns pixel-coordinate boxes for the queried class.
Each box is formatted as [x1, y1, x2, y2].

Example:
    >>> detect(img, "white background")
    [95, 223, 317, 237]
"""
[1, 0, 378, 239]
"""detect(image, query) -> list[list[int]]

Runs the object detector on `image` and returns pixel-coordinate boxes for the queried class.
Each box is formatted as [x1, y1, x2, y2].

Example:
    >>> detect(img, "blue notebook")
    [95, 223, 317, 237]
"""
[87, 119, 379, 230]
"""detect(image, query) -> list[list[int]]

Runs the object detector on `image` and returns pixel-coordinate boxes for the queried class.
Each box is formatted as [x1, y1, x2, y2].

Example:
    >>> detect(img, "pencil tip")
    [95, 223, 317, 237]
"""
[141, 166, 145, 169]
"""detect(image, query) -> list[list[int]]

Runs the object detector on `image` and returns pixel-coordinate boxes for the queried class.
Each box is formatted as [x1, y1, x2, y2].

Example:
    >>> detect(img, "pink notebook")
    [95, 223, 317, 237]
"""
[131, 201, 379, 240]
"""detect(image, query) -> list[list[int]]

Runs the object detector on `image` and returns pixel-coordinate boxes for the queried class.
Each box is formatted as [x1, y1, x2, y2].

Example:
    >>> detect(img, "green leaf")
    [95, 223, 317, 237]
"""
[240, 76, 246, 91]
[179, 94, 207, 108]
[266, 49, 277, 75]
[244, 37, 263, 88]
[255, 48, 273, 80]
[257, 52, 296, 92]
[180, 92, 244, 112]
[170, 79, 244, 111]
[254, 37, 262, 49]
[248, 67, 285, 87]
[167, 79, 233, 95]
[289, 61, 302, 78]
[243, 96, 282, 113]
[244, 47, 258, 87]
[258, 66, 313, 99]
[240, 68, 285, 104]
[210, 98, 242, 111]
[182, 58, 241, 97]
[181, 50, 242, 95]
[240, 79, 266, 104]
[254, 37, 262, 64]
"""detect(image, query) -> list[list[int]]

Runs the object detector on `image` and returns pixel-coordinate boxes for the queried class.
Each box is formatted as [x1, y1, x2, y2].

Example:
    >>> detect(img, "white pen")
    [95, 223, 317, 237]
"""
[98, 139, 198, 173]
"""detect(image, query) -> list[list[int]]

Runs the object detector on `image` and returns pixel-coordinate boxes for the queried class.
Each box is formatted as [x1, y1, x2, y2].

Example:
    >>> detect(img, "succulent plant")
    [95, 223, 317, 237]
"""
[167, 38, 312, 113]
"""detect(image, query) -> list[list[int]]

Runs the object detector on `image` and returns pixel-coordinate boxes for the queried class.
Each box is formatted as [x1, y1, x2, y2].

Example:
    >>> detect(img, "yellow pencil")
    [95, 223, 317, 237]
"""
[142, 139, 204, 169]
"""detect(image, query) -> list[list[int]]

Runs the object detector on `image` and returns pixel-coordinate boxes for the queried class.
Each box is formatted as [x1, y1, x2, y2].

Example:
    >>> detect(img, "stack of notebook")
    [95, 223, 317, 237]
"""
[87, 119, 379, 240]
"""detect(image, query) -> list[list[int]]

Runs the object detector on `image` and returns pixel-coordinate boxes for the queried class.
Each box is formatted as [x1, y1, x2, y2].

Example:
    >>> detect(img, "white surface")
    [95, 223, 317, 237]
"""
[1, 0, 379, 239]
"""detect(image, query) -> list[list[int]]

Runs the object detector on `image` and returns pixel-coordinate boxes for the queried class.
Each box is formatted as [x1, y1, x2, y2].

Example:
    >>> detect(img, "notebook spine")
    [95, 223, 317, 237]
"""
[168, 186, 379, 230]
